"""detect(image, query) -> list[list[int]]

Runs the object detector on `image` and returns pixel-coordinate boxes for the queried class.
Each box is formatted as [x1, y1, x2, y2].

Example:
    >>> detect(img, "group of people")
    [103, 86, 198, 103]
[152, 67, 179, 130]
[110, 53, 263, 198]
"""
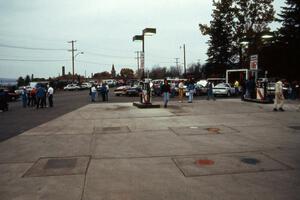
[90, 83, 109, 102]
[161, 78, 212, 108]
[21, 85, 54, 109]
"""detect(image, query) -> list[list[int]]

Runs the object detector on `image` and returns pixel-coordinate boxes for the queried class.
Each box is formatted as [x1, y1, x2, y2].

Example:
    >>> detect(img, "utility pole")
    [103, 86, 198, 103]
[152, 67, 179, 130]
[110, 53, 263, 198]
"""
[68, 40, 77, 82]
[183, 44, 186, 78]
[135, 51, 140, 71]
[174, 58, 180, 76]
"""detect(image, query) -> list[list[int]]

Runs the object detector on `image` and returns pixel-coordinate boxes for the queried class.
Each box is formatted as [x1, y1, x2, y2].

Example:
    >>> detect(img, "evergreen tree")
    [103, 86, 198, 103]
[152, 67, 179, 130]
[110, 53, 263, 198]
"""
[24, 75, 30, 85]
[277, 0, 300, 47]
[17, 76, 25, 87]
[232, 0, 275, 65]
[200, 0, 235, 74]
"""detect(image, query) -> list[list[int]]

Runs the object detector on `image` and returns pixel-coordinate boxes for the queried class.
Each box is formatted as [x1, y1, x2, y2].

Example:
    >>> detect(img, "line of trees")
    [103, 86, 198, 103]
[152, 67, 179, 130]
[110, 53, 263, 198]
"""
[199, 0, 299, 80]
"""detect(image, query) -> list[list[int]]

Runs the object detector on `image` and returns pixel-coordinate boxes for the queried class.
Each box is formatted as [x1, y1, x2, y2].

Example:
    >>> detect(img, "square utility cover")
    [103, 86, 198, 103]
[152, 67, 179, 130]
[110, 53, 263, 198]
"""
[173, 153, 290, 177]
[169, 125, 237, 136]
[23, 156, 90, 177]
[94, 126, 130, 134]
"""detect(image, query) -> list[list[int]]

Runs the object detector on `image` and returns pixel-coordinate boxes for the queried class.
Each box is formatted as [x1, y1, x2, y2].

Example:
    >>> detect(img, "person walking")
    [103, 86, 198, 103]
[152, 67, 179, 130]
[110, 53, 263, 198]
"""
[273, 79, 285, 111]
[47, 85, 54, 107]
[178, 80, 184, 102]
[161, 79, 171, 108]
[207, 81, 215, 101]
[187, 78, 195, 103]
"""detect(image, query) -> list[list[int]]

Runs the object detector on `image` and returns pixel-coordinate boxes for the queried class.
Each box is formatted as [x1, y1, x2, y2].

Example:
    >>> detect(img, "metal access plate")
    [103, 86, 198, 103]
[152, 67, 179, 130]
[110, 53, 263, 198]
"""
[172, 153, 290, 177]
[94, 126, 130, 134]
[169, 125, 237, 136]
[289, 126, 300, 131]
[44, 158, 77, 169]
[23, 156, 90, 177]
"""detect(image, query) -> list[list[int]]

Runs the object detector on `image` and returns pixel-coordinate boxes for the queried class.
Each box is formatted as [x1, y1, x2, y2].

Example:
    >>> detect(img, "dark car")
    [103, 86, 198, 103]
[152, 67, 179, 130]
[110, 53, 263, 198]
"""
[126, 86, 142, 96]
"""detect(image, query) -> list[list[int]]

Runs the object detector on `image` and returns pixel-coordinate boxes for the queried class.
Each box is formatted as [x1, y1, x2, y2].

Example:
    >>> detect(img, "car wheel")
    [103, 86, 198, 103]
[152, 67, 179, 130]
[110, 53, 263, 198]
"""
[227, 91, 231, 97]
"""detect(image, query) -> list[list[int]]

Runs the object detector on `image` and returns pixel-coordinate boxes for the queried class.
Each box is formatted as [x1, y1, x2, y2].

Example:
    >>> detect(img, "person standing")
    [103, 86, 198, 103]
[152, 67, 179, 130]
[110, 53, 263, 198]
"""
[273, 79, 285, 111]
[30, 87, 37, 107]
[234, 80, 239, 96]
[161, 79, 171, 108]
[178, 80, 184, 103]
[105, 82, 109, 101]
[0, 89, 8, 112]
[187, 78, 195, 103]
[207, 81, 215, 101]
[91, 85, 97, 102]
[36, 85, 46, 109]
[47, 85, 54, 107]
[21, 87, 27, 108]
[100, 83, 107, 102]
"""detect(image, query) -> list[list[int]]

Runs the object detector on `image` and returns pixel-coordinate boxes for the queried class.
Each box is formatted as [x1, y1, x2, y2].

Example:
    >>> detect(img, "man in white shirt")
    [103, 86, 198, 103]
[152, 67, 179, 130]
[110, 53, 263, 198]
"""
[273, 79, 284, 111]
[47, 85, 54, 107]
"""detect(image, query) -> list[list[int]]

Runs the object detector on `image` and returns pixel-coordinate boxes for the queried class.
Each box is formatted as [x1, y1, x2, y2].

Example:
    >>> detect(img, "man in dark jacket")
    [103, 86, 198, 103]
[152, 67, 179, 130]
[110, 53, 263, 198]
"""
[160, 79, 171, 108]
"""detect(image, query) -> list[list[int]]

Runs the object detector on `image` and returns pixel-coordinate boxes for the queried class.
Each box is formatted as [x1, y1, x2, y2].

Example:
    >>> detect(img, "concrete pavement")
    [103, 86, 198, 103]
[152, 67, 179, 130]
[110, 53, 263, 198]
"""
[0, 99, 300, 200]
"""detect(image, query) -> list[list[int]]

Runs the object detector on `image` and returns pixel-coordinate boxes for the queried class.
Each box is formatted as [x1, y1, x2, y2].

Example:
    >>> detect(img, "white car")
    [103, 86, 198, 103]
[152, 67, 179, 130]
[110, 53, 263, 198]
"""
[213, 83, 235, 96]
[15, 86, 34, 94]
[80, 82, 92, 89]
[63, 84, 80, 91]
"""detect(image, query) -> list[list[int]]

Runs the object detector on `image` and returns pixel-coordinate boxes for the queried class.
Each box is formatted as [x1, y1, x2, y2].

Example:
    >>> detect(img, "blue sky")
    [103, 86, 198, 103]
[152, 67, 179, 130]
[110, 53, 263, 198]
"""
[0, 0, 285, 79]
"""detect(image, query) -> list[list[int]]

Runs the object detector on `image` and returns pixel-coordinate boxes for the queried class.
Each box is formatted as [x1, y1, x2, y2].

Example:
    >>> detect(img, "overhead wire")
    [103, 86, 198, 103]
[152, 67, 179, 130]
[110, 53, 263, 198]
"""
[0, 43, 67, 51]
[0, 58, 69, 62]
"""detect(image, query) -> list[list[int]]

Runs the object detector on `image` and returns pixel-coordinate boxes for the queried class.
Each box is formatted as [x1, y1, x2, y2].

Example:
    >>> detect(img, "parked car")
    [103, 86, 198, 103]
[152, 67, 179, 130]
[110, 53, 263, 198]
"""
[126, 86, 142, 96]
[15, 86, 32, 94]
[213, 83, 235, 96]
[63, 84, 80, 91]
[80, 82, 92, 89]
[267, 82, 288, 97]
[195, 84, 208, 96]
[114, 85, 131, 96]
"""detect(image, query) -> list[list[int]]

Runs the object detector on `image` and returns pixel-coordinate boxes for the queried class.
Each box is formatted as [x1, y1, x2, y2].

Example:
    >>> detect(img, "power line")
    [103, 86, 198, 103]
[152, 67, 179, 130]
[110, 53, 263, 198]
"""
[85, 51, 133, 59]
[0, 58, 69, 62]
[0, 43, 67, 51]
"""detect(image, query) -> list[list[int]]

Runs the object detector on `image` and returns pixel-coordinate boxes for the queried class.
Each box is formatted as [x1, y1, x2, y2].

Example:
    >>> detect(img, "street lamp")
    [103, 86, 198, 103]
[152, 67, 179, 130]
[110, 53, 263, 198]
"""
[74, 52, 84, 82]
[133, 27, 156, 105]
[133, 27, 156, 79]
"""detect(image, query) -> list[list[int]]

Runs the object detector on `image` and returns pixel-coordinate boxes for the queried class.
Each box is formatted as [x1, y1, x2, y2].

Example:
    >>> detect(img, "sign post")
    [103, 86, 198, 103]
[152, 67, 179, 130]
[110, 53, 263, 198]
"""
[250, 54, 258, 82]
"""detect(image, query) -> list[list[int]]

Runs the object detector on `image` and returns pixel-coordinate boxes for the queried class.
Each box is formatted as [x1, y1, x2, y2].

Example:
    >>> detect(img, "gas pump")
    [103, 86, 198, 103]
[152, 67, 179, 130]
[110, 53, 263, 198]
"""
[140, 79, 152, 104]
[256, 78, 268, 100]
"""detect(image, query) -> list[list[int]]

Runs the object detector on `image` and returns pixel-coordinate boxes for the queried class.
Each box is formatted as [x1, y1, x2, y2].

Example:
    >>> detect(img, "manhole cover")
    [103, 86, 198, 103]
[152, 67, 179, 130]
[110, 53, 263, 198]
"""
[289, 126, 300, 130]
[23, 156, 90, 177]
[206, 127, 220, 133]
[241, 158, 260, 165]
[195, 159, 215, 166]
[44, 158, 77, 169]
[103, 127, 121, 131]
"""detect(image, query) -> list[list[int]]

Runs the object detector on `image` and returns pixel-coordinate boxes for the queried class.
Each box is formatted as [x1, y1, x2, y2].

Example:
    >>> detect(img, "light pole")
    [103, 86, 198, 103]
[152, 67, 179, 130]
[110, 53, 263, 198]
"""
[180, 44, 186, 78]
[74, 52, 84, 82]
[133, 28, 156, 105]
[133, 28, 156, 80]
